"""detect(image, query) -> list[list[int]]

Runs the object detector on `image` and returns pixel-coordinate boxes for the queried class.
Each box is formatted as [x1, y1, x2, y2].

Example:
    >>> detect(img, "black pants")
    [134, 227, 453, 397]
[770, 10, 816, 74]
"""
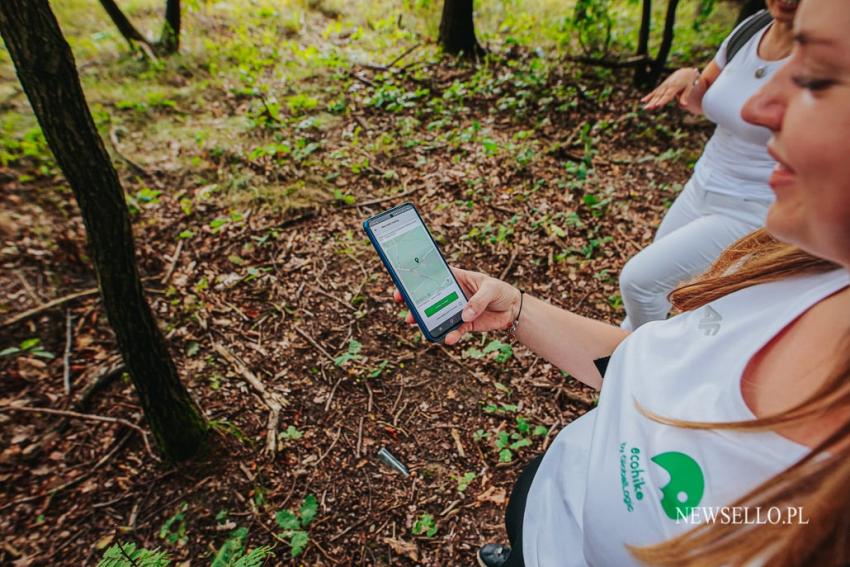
[501, 454, 544, 567]
[501, 358, 606, 565]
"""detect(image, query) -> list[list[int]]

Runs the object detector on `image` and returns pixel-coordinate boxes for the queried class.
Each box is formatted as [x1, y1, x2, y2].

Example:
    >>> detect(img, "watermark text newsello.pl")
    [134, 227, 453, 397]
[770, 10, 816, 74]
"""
[676, 506, 809, 525]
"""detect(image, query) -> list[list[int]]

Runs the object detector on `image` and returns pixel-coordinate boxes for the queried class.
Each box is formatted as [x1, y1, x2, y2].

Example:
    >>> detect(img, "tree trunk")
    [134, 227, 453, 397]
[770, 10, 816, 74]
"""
[736, 0, 766, 25]
[0, 0, 207, 462]
[97, 0, 181, 55]
[438, 0, 485, 58]
[633, 0, 653, 86]
[645, 0, 682, 86]
[98, 0, 152, 50]
[158, 0, 181, 54]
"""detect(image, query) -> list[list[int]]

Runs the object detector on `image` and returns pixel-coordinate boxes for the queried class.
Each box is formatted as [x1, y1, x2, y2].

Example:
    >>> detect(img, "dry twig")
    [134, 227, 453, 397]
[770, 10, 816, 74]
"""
[0, 431, 134, 512]
[161, 239, 184, 285]
[62, 310, 74, 396]
[498, 248, 519, 281]
[108, 125, 156, 181]
[2, 287, 99, 328]
[213, 343, 287, 456]
[0, 404, 156, 459]
[293, 325, 338, 366]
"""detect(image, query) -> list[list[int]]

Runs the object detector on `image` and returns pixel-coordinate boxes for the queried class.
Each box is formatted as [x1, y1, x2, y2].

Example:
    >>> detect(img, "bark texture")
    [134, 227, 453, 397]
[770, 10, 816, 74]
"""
[159, 0, 181, 54]
[634, 0, 682, 87]
[98, 0, 151, 49]
[96, 0, 181, 54]
[438, 0, 485, 58]
[0, 0, 207, 462]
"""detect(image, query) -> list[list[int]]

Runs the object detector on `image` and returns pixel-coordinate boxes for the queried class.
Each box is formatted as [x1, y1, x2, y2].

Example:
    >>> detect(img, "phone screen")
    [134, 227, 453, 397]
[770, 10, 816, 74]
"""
[370, 205, 467, 338]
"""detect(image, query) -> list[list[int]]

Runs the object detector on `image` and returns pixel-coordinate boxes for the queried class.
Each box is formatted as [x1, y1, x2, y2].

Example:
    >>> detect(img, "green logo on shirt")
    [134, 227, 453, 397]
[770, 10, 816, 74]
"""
[651, 451, 705, 520]
[617, 444, 705, 520]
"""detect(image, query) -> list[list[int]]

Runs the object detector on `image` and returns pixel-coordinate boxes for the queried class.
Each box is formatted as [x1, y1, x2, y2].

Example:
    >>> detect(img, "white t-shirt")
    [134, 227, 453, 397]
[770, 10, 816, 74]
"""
[522, 268, 850, 567]
[692, 15, 787, 203]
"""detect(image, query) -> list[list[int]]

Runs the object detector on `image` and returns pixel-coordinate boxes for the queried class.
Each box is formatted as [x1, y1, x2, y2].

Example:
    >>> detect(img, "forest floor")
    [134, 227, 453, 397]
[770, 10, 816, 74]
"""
[0, 1, 724, 565]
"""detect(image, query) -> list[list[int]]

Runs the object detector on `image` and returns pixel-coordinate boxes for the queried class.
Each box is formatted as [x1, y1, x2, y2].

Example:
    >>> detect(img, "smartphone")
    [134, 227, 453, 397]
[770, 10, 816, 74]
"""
[363, 202, 467, 342]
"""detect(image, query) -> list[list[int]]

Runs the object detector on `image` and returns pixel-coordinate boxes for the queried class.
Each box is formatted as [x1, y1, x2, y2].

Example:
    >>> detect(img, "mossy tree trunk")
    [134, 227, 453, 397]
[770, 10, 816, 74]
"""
[159, 0, 181, 54]
[438, 0, 485, 58]
[0, 0, 207, 462]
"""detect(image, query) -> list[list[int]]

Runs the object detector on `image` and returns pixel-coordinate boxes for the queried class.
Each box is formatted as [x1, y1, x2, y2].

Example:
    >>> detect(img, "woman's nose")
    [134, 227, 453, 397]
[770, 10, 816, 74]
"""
[742, 65, 790, 132]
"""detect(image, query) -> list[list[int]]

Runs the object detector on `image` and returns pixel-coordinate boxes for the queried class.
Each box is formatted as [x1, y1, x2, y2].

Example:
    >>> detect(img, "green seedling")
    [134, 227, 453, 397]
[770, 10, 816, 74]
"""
[159, 502, 188, 546]
[0, 338, 54, 360]
[275, 494, 318, 558]
[334, 339, 363, 367]
[412, 513, 437, 537]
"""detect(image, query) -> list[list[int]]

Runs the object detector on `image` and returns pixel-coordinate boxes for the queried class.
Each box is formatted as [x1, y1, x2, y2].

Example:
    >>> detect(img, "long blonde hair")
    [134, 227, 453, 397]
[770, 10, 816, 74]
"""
[629, 228, 850, 567]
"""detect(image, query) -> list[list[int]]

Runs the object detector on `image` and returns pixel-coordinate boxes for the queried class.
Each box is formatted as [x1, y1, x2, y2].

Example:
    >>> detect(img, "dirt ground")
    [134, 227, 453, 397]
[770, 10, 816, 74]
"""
[0, 17, 713, 565]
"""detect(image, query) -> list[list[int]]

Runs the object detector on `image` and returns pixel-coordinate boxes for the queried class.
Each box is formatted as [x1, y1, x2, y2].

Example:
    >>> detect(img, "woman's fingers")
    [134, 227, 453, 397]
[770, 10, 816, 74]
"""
[443, 322, 472, 345]
[451, 266, 483, 299]
[678, 81, 694, 107]
[461, 279, 501, 323]
[443, 330, 462, 345]
[646, 89, 674, 109]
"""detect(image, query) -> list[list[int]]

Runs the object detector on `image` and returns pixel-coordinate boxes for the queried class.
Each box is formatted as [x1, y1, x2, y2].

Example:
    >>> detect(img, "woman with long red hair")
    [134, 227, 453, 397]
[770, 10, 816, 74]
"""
[395, 1, 850, 564]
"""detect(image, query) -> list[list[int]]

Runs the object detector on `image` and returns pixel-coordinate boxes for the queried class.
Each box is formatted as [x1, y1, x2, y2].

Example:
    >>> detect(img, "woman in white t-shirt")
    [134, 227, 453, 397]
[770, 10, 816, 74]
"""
[619, 0, 799, 331]
[392, 1, 850, 565]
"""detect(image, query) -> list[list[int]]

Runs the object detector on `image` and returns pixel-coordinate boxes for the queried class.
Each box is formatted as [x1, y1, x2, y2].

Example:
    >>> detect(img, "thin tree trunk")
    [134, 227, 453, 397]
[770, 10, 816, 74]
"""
[633, 0, 653, 86]
[158, 0, 181, 54]
[637, 0, 652, 58]
[648, 0, 682, 85]
[0, 0, 207, 462]
[438, 0, 485, 58]
[98, 0, 152, 50]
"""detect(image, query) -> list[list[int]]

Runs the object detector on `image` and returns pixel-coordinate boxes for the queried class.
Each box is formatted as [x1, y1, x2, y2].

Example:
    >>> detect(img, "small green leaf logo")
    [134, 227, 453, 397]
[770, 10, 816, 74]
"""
[651, 451, 705, 520]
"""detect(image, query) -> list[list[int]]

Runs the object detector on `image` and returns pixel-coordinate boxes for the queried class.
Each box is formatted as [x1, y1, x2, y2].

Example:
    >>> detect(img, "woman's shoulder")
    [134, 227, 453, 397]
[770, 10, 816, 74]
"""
[716, 10, 773, 69]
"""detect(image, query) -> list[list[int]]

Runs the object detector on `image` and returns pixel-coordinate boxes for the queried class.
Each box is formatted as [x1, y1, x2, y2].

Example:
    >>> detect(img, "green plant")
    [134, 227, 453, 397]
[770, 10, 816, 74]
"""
[608, 293, 623, 310]
[463, 339, 513, 363]
[582, 192, 611, 218]
[572, 0, 613, 56]
[211, 526, 274, 567]
[472, 429, 489, 442]
[0, 338, 54, 360]
[456, 472, 476, 493]
[159, 502, 188, 545]
[332, 188, 356, 205]
[368, 360, 390, 378]
[481, 416, 548, 464]
[334, 339, 363, 366]
[580, 235, 613, 259]
[278, 425, 303, 442]
[274, 494, 318, 557]
[412, 512, 437, 537]
[482, 402, 519, 415]
[98, 542, 170, 567]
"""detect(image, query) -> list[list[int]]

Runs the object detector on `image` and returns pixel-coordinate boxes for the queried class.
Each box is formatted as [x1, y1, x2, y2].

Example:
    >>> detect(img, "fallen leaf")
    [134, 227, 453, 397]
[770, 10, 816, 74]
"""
[383, 537, 418, 562]
[95, 534, 114, 550]
[476, 485, 507, 506]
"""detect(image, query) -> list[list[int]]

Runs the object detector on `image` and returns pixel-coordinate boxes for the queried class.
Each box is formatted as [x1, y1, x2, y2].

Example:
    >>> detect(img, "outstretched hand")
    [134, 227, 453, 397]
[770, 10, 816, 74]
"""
[641, 67, 700, 111]
[392, 267, 521, 345]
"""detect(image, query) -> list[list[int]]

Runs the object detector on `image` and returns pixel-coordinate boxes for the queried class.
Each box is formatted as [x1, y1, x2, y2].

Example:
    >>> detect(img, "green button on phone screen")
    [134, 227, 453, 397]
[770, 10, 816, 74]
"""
[424, 291, 458, 317]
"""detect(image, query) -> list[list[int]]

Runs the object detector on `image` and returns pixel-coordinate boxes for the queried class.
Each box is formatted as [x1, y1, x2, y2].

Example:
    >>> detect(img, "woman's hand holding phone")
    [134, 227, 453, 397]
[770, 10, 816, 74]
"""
[393, 267, 521, 345]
